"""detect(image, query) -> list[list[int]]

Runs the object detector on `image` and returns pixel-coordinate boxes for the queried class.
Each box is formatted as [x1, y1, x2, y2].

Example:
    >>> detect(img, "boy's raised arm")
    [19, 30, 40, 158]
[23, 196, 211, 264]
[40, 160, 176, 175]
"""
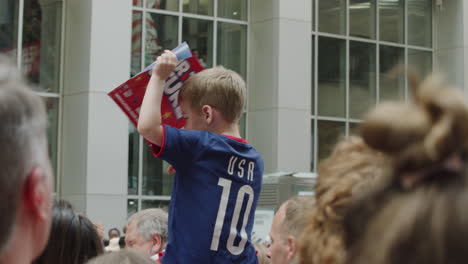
[137, 50, 177, 146]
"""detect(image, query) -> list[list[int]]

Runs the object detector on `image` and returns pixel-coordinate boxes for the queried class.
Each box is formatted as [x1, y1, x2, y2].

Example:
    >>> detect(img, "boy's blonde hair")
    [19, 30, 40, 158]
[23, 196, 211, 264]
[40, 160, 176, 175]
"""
[180, 66, 246, 123]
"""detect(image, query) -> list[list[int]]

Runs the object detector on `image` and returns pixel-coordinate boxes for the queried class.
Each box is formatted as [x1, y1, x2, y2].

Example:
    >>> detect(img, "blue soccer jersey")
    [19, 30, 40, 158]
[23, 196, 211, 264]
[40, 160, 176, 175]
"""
[153, 125, 264, 264]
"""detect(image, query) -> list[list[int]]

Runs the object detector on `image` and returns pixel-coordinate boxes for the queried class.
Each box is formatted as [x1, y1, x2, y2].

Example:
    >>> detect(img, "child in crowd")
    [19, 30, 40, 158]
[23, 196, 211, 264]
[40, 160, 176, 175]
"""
[344, 74, 468, 264]
[138, 51, 264, 263]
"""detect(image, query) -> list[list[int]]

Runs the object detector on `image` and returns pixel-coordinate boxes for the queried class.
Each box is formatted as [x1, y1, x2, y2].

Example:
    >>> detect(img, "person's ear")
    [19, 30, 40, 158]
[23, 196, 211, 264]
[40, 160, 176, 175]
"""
[201, 105, 213, 125]
[23, 166, 51, 221]
[287, 235, 297, 261]
[151, 234, 163, 254]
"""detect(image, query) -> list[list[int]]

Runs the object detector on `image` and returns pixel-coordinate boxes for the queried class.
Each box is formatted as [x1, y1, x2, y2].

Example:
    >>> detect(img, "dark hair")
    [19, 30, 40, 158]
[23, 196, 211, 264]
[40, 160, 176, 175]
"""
[34, 200, 104, 264]
[108, 227, 121, 238]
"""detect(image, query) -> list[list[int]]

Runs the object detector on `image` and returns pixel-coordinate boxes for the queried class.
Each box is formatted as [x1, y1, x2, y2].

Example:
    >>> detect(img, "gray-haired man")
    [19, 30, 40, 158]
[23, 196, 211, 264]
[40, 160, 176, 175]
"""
[125, 208, 169, 261]
[0, 56, 54, 264]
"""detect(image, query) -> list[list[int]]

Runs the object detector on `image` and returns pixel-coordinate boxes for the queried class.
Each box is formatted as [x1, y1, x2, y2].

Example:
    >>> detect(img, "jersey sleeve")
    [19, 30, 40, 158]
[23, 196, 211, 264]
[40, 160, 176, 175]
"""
[152, 124, 205, 167]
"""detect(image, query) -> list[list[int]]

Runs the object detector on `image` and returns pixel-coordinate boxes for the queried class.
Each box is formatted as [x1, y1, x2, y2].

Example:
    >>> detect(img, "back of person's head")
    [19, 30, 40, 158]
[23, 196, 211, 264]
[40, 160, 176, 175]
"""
[180, 66, 246, 123]
[344, 74, 468, 264]
[127, 208, 169, 246]
[108, 227, 121, 239]
[269, 196, 314, 264]
[282, 196, 314, 240]
[299, 136, 387, 264]
[86, 249, 154, 264]
[0, 55, 52, 256]
[34, 200, 104, 264]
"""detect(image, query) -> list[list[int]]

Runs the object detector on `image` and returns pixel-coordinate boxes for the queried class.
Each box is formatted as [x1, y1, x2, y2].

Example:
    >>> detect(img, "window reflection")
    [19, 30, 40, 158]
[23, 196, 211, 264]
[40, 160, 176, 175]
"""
[146, 0, 178, 11]
[318, 120, 345, 161]
[318, 37, 346, 118]
[21, 0, 62, 93]
[350, 0, 376, 39]
[217, 22, 246, 78]
[127, 199, 138, 218]
[319, 0, 346, 35]
[0, 0, 18, 59]
[379, 0, 404, 43]
[183, 0, 213, 16]
[128, 125, 139, 195]
[349, 41, 376, 119]
[183, 18, 213, 68]
[131, 11, 142, 77]
[380, 45, 405, 101]
[408, 49, 432, 78]
[408, 0, 432, 47]
[145, 13, 178, 66]
[218, 0, 247, 21]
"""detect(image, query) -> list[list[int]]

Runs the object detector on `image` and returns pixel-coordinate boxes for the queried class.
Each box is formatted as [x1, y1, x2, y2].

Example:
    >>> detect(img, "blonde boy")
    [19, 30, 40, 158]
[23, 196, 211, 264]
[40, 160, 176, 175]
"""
[138, 51, 264, 264]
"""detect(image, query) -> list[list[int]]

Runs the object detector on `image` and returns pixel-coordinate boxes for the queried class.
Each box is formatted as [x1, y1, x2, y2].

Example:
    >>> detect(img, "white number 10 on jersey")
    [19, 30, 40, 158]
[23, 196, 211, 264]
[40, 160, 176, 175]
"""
[210, 178, 254, 255]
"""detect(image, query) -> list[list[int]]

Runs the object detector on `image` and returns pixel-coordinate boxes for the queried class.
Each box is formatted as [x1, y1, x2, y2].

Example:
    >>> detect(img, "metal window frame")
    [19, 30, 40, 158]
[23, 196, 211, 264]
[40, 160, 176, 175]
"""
[311, 0, 435, 172]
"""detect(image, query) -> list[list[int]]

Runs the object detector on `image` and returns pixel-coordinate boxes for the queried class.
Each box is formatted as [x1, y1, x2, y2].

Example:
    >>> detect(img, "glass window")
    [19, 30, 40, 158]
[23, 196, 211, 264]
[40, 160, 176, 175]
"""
[183, 0, 213, 16]
[218, 0, 247, 21]
[408, 49, 432, 78]
[22, 0, 62, 93]
[379, 0, 405, 43]
[128, 125, 139, 195]
[380, 45, 404, 101]
[312, 0, 315, 31]
[350, 0, 376, 39]
[133, 0, 142, 7]
[0, 0, 18, 60]
[318, 120, 345, 161]
[183, 18, 213, 68]
[319, 0, 346, 35]
[145, 13, 178, 66]
[239, 113, 246, 139]
[127, 199, 138, 218]
[217, 22, 247, 78]
[142, 146, 163, 196]
[349, 122, 360, 135]
[408, 0, 432, 47]
[349, 41, 376, 119]
[141, 200, 170, 211]
[318, 37, 346, 117]
[146, 0, 178, 11]
[131, 11, 143, 77]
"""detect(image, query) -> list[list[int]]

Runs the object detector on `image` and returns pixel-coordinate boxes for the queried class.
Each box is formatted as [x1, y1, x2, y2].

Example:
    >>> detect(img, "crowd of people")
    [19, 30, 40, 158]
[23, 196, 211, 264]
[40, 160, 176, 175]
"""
[3, 46, 468, 264]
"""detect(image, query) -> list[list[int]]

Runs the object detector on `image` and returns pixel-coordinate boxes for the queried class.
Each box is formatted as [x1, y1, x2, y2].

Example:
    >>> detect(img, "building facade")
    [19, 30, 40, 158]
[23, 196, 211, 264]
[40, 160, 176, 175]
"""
[2, 0, 465, 231]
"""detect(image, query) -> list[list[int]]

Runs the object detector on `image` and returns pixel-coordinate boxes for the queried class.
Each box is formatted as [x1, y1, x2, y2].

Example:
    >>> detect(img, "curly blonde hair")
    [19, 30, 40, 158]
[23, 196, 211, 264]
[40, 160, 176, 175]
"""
[344, 74, 468, 264]
[298, 136, 388, 264]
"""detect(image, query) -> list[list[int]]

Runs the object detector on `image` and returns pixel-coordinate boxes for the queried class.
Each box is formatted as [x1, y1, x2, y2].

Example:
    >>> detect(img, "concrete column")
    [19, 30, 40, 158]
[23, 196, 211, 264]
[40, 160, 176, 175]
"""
[248, 0, 312, 173]
[61, 0, 131, 230]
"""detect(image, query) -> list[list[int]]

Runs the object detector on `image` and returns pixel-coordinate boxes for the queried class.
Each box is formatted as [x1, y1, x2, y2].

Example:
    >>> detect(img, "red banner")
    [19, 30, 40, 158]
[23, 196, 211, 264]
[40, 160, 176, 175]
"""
[108, 56, 204, 129]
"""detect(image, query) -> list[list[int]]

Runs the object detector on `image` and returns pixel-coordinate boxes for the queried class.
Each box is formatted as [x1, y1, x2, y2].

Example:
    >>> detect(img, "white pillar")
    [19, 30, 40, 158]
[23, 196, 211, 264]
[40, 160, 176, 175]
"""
[61, 0, 131, 231]
[248, 0, 312, 173]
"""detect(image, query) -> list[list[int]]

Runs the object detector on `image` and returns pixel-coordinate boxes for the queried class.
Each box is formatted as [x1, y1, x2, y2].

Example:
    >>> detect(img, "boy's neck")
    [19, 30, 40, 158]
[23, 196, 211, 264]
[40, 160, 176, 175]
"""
[210, 122, 241, 138]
